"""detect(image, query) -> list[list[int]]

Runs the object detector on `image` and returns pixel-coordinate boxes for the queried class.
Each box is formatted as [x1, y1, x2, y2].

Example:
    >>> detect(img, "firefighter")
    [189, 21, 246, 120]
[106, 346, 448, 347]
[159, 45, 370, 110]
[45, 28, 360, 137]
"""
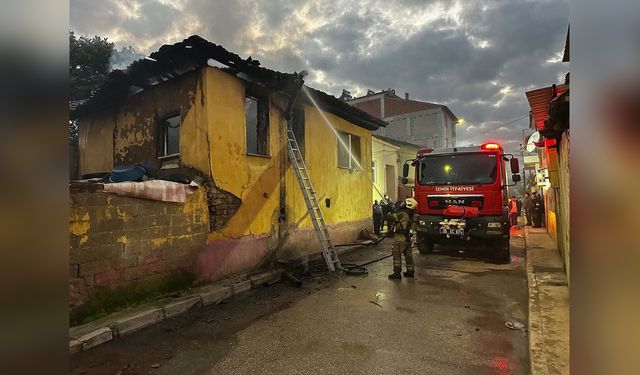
[531, 192, 545, 228]
[388, 197, 418, 280]
[372, 200, 383, 235]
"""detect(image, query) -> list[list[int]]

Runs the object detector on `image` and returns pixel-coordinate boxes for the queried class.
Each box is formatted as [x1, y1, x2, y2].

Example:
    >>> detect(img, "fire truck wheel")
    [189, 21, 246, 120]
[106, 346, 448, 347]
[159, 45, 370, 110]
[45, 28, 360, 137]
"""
[494, 238, 511, 263]
[417, 236, 434, 254]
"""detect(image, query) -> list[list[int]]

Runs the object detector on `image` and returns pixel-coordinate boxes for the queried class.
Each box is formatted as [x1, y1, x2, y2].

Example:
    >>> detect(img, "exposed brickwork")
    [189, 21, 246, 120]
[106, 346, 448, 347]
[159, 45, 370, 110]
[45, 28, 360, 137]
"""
[383, 96, 439, 118]
[351, 98, 382, 118]
[201, 178, 242, 231]
[350, 94, 440, 119]
[69, 184, 209, 314]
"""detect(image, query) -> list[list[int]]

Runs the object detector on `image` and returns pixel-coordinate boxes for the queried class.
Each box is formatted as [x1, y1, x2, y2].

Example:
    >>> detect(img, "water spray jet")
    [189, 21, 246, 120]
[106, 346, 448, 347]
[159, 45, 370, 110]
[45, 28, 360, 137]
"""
[301, 86, 387, 201]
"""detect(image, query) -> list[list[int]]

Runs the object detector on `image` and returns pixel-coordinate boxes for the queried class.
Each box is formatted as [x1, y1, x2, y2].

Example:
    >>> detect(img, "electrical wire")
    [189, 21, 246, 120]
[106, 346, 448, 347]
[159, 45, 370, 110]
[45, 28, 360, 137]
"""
[456, 115, 529, 143]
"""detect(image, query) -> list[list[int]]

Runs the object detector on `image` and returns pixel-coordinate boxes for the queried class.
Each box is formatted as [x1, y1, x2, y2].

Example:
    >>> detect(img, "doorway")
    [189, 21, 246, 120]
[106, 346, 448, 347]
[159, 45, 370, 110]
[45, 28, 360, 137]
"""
[385, 164, 397, 202]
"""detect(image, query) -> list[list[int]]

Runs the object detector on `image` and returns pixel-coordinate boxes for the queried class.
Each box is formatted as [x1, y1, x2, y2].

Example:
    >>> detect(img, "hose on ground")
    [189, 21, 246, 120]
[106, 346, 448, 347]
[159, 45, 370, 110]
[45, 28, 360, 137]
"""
[334, 229, 393, 247]
[341, 231, 394, 276]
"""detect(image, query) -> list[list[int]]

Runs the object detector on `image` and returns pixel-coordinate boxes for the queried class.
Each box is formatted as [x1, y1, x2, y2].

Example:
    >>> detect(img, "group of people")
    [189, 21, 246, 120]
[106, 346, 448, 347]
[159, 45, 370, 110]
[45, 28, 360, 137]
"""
[508, 191, 545, 228]
[372, 194, 399, 236]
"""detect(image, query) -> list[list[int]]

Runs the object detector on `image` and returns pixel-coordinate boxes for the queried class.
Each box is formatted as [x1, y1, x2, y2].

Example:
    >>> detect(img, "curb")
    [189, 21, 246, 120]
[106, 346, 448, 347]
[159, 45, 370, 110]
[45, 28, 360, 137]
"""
[524, 227, 570, 375]
[524, 229, 539, 375]
[69, 269, 283, 355]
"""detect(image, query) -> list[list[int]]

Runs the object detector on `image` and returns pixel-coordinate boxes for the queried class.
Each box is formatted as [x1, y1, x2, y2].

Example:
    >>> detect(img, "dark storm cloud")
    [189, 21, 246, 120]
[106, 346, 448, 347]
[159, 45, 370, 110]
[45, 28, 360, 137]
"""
[120, 1, 181, 42]
[70, 0, 569, 150]
[70, 0, 125, 37]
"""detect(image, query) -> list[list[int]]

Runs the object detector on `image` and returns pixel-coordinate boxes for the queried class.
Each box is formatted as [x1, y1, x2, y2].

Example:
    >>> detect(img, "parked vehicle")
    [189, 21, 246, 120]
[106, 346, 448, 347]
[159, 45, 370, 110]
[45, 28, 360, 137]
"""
[401, 143, 521, 261]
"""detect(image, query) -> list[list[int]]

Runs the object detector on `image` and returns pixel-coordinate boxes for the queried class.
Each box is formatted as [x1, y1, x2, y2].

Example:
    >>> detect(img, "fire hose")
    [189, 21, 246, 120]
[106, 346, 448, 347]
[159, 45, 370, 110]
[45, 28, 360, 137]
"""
[340, 230, 395, 276]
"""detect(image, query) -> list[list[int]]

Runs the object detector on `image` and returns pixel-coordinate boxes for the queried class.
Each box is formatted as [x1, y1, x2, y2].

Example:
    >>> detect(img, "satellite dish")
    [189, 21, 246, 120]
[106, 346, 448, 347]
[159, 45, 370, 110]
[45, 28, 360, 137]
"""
[526, 131, 541, 152]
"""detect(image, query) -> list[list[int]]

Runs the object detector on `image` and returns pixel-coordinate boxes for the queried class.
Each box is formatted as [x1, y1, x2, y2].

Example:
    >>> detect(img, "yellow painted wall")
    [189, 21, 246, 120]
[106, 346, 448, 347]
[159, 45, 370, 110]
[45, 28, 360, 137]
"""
[286, 105, 372, 229]
[77, 66, 376, 250]
[78, 114, 114, 175]
[78, 71, 209, 176]
[372, 137, 399, 202]
[557, 132, 570, 282]
[202, 67, 281, 240]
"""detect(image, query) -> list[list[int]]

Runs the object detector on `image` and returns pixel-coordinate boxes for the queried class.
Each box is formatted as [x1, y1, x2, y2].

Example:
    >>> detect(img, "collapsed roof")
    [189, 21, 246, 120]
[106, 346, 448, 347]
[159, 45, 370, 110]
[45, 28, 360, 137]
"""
[72, 35, 386, 130]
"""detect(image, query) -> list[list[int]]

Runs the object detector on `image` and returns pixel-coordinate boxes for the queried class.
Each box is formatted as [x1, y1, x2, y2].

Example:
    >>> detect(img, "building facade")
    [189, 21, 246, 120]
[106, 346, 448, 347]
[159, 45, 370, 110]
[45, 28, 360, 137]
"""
[347, 89, 458, 148]
[371, 136, 400, 203]
[371, 135, 421, 203]
[526, 81, 570, 278]
[70, 36, 385, 317]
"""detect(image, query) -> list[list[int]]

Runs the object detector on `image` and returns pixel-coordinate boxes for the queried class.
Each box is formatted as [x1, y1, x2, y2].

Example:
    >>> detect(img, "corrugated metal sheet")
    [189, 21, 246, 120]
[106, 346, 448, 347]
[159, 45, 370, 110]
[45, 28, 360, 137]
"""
[525, 84, 568, 130]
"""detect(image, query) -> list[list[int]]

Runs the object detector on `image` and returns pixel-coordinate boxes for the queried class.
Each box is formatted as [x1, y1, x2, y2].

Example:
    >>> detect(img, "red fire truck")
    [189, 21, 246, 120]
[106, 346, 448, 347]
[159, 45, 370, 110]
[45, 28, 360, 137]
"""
[401, 143, 521, 262]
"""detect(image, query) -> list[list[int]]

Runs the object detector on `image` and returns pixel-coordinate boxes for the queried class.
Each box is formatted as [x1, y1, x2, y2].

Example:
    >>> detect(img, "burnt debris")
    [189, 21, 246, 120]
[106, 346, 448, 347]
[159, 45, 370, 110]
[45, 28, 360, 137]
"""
[72, 35, 385, 131]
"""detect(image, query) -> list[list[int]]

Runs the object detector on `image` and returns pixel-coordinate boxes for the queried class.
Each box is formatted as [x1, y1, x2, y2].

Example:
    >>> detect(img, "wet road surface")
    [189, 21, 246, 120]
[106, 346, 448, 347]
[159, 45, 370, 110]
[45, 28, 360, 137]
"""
[70, 228, 528, 374]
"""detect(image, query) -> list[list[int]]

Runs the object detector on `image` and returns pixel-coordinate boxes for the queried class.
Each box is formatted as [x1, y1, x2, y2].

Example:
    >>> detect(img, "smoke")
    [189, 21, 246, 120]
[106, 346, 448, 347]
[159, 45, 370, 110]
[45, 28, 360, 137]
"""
[109, 44, 146, 71]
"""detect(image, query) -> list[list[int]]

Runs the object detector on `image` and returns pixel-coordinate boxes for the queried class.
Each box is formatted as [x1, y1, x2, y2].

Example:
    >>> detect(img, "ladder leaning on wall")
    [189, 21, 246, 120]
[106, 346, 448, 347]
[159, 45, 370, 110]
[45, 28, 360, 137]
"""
[285, 122, 342, 272]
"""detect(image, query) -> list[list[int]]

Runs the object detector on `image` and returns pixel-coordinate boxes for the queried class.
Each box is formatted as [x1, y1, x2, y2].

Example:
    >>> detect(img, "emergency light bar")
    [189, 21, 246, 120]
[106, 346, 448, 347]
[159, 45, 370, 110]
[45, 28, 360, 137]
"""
[481, 143, 500, 150]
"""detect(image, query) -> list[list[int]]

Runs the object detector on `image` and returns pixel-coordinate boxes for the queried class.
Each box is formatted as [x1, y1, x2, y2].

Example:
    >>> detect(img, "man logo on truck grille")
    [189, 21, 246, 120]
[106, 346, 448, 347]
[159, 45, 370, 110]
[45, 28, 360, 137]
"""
[444, 199, 465, 205]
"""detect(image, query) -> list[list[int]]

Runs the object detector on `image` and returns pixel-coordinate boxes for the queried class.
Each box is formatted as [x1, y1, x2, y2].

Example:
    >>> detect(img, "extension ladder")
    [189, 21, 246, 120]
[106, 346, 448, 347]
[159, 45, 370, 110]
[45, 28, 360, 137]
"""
[285, 123, 341, 271]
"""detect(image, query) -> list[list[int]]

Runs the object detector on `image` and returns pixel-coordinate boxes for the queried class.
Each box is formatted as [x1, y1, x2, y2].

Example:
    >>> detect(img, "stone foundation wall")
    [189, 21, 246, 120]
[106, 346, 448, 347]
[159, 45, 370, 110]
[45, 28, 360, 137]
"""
[69, 184, 209, 321]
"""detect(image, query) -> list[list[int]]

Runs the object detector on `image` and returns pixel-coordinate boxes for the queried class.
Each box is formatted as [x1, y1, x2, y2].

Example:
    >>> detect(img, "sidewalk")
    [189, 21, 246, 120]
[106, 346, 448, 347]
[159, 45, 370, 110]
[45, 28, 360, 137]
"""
[69, 269, 284, 354]
[525, 227, 570, 375]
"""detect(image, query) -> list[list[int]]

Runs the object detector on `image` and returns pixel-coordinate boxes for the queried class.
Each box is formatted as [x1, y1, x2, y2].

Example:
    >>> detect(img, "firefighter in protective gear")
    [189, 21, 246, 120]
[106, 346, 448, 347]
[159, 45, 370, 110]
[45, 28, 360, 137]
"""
[388, 197, 419, 279]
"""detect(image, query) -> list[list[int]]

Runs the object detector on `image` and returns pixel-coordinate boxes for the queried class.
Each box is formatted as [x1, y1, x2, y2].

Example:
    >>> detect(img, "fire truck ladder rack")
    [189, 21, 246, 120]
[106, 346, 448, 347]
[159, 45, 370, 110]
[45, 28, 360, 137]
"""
[285, 123, 341, 272]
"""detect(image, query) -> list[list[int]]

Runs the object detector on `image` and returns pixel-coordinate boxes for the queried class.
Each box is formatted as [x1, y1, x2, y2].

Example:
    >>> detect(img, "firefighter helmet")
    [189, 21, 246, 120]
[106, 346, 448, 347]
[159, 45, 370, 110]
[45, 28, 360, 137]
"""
[405, 197, 418, 210]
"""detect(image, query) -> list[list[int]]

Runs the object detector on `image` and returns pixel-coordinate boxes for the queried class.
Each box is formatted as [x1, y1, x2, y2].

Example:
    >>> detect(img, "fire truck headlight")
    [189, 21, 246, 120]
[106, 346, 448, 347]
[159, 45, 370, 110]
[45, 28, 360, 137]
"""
[419, 220, 426, 226]
[487, 222, 502, 228]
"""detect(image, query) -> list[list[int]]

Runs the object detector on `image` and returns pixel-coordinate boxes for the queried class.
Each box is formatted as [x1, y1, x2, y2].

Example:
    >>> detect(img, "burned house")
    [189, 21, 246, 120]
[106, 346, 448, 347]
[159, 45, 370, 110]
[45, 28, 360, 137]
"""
[69, 36, 385, 317]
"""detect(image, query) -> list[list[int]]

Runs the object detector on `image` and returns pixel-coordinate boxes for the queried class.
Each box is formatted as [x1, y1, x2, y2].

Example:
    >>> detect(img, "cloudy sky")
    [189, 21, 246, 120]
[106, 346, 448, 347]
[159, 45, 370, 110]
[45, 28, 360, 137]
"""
[71, 0, 569, 152]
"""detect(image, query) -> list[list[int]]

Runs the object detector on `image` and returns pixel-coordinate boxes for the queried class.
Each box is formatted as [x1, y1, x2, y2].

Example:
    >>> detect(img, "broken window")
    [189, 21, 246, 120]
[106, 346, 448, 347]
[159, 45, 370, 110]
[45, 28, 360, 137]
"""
[291, 108, 305, 157]
[337, 131, 361, 170]
[245, 92, 269, 156]
[158, 113, 180, 158]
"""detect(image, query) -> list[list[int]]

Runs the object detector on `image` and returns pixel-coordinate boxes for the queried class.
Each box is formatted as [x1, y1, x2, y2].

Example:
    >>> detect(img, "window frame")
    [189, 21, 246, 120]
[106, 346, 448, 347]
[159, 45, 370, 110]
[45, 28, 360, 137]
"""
[337, 131, 361, 170]
[157, 111, 181, 160]
[244, 88, 270, 157]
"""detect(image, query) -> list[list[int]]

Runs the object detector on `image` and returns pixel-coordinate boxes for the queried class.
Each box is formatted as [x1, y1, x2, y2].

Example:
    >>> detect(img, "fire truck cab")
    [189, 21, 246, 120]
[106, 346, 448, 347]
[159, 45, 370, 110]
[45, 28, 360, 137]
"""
[402, 143, 521, 262]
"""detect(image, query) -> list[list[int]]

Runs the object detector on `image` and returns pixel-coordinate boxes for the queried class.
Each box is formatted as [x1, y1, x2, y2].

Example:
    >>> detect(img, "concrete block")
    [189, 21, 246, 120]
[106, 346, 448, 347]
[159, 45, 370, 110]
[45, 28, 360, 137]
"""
[78, 327, 113, 351]
[79, 260, 112, 277]
[112, 308, 164, 336]
[161, 245, 196, 260]
[231, 279, 252, 295]
[199, 285, 232, 306]
[250, 270, 283, 287]
[163, 296, 202, 319]
[94, 270, 123, 286]
[70, 264, 79, 278]
[69, 339, 83, 355]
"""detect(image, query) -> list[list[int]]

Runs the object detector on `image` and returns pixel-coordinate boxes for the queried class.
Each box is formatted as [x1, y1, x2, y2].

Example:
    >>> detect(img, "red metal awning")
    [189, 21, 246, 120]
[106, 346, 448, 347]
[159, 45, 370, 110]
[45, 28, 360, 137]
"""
[525, 84, 568, 130]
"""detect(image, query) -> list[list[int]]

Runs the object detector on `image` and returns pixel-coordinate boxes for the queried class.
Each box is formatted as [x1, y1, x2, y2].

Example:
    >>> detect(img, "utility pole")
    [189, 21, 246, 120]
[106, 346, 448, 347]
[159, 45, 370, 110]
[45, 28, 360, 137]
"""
[521, 128, 527, 193]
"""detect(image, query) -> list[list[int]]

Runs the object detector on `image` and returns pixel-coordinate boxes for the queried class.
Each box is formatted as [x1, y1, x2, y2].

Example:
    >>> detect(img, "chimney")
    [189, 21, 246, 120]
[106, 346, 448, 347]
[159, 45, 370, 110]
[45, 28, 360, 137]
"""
[405, 92, 409, 100]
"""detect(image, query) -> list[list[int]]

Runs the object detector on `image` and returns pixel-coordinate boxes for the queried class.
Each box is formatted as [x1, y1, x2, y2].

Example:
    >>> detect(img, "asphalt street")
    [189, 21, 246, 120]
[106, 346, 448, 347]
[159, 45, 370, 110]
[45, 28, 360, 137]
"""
[70, 228, 528, 375]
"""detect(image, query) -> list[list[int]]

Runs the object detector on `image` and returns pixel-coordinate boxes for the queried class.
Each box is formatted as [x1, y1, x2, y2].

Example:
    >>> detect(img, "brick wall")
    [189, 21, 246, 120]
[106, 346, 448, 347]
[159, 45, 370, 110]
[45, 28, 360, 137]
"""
[351, 98, 382, 118]
[69, 183, 209, 319]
